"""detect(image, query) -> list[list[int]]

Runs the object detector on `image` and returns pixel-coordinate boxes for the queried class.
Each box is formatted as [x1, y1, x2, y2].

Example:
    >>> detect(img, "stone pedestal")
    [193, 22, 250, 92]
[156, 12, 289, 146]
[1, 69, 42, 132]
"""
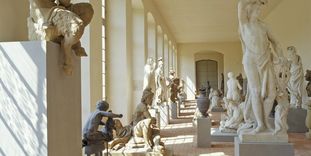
[109, 147, 173, 156]
[234, 137, 294, 156]
[211, 128, 237, 142]
[170, 102, 178, 119]
[159, 103, 170, 128]
[0, 41, 81, 156]
[149, 108, 161, 128]
[196, 117, 211, 147]
[287, 108, 308, 133]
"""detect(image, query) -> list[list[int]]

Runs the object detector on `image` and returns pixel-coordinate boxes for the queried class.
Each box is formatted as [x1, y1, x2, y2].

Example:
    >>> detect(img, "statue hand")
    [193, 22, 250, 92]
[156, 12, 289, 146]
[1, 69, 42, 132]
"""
[118, 114, 123, 118]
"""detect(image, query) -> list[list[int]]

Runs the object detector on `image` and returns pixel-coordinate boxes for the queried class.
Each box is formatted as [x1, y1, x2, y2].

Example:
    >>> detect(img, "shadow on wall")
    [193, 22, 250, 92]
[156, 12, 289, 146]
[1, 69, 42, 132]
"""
[0, 43, 47, 155]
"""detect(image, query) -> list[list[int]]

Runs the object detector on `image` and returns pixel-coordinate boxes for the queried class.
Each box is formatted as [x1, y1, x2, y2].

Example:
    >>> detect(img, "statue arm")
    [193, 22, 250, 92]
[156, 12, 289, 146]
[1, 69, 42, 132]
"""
[100, 111, 123, 118]
[267, 28, 284, 60]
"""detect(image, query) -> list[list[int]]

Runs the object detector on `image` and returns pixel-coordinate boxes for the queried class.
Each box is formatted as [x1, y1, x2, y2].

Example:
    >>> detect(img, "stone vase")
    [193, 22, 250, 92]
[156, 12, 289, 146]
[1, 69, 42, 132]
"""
[306, 101, 311, 139]
[196, 89, 210, 117]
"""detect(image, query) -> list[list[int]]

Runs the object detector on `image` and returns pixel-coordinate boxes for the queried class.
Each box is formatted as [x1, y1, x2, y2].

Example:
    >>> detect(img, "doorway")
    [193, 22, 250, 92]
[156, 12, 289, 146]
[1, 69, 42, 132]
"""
[196, 60, 218, 92]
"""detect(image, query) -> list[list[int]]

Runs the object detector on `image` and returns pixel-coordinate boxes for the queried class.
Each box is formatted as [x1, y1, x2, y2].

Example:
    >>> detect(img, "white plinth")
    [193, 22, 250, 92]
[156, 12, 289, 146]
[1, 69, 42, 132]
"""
[159, 103, 170, 128]
[0, 41, 81, 156]
[196, 117, 211, 147]
[239, 130, 288, 143]
[211, 128, 237, 142]
[235, 137, 294, 156]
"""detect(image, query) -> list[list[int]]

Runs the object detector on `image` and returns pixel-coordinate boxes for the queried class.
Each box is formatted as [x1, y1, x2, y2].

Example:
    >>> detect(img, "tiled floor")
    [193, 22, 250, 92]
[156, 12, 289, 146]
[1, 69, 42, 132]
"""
[160, 102, 311, 156]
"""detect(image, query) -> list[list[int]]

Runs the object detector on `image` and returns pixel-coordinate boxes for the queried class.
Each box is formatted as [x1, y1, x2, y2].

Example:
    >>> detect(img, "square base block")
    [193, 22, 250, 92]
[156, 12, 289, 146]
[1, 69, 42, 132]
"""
[211, 128, 237, 142]
[234, 137, 294, 156]
[287, 108, 308, 133]
[196, 117, 211, 147]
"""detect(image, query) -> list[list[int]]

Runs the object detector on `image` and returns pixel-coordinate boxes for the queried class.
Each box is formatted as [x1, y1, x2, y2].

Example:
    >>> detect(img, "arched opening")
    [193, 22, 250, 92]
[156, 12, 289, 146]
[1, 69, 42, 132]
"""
[194, 51, 224, 94]
[195, 60, 218, 92]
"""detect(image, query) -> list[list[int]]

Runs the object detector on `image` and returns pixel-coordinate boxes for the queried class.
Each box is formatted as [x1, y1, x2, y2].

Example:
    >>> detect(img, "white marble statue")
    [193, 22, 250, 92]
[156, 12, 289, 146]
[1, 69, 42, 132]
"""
[226, 72, 242, 102]
[209, 88, 222, 110]
[287, 46, 304, 108]
[238, 0, 286, 134]
[143, 57, 156, 92]
[154, 58, 166, 105]
[220, 99, 244, 133]
[274, 61, 291, 135]
[28, 0, 94, 75]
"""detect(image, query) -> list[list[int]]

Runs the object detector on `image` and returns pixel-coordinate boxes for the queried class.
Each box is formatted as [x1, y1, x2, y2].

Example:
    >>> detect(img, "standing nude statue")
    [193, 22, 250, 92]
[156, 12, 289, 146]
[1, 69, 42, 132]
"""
[143, 57, 156, 92]
[287, 46, 304, 108]
[238, 0, 285, 133]
[154, 58, 166, 105]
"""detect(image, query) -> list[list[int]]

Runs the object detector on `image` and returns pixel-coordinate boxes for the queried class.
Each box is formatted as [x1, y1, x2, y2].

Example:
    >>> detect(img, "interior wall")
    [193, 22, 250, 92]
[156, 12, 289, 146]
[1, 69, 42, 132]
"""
[0, 0, 28, 41]
[178, 42, 243, 99]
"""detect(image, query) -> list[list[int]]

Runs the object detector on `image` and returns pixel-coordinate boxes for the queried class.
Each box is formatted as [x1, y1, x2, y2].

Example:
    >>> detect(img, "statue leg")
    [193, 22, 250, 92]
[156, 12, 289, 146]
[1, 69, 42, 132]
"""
[72, 41, 87, 57]
[263, 68, 277, 130]
[244, 63, 265, 133]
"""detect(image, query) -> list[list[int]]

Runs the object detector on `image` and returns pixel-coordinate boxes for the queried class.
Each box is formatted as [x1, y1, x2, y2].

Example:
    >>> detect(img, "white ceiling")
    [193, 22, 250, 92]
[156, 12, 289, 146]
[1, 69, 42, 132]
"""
[152, 0, 284, 43]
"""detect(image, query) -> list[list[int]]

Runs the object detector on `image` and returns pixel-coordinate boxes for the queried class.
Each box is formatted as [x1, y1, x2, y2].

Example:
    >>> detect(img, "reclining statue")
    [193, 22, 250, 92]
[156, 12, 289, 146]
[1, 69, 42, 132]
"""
[28, 0, 94, 75]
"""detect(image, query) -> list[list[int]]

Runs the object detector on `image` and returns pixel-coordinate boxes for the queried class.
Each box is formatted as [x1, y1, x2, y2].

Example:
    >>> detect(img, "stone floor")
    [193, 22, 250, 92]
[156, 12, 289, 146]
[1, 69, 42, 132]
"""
[160, 101, 311, 156]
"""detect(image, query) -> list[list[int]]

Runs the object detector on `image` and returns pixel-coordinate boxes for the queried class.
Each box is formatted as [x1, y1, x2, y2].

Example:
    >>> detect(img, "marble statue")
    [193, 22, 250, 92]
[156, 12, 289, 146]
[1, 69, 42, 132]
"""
[82, 100, 123, 146]
[287, 46, 304, 108]
[305, 70, 311, 139]
[178, 80, 187, 107]
[236, 73, 244, 96]
[170, 78, 180, 103]
[220, 99, 244, 133]
[238, 0, 285, 134]
[109, 119, 133, 150]
[143, 57, 156, 92]
[306, 70, 311, 97]
[226, 72, 242, 102]
[209, 88, 222, 110]
[274, 61, 290, 135]
[221, 73, 225, 95]
[154, 58, 166, 105]
[110, 118, 164, 154]
[132, 88, 154, 126]
[28, 0, 94, 75]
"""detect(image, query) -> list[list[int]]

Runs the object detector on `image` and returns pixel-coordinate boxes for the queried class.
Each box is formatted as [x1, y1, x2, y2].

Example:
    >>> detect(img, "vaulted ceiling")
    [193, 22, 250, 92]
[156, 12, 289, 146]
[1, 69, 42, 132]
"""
[152, 0, 284, 43]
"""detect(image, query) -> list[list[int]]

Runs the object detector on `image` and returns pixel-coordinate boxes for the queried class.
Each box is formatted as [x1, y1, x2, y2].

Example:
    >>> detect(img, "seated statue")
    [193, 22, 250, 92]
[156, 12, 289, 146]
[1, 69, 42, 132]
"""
[132, 88, 154, 126]
[209, 88, 222, 111]
[274, 61, 290, 135]
[220, 99, 244, 133]
[110, 118, 165, 154]
[28, 0, 94, 75]
[82, 100, 123, 146]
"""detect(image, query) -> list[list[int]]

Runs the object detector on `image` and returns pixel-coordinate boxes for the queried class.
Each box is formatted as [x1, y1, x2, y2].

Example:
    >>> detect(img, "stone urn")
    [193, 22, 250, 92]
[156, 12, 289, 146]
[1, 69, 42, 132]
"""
[196, 88, 210, 117]
[306, 99, 311, 139]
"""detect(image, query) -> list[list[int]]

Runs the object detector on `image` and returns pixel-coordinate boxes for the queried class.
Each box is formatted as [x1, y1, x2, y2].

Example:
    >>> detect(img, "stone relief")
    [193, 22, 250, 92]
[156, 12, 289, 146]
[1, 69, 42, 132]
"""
[28, 0, 94, 75]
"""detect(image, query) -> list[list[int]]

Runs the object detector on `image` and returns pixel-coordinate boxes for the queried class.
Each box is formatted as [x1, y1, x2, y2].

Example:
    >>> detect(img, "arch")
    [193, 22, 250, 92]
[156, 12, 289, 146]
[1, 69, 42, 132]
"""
[194, 51, 224, 92]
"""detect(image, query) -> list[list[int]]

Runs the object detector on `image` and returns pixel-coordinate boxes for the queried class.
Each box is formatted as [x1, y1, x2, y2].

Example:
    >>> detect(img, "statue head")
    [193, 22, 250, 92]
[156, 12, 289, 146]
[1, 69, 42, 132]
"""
[96, 100, 109, 111]
[228, 72, 234, 79]
[147, 57, 155, 66]
[113, 119, 123, 130]
[287, 46, 297, 57]
[157, 57, 163, 68]
[141, 88, 154, 106]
